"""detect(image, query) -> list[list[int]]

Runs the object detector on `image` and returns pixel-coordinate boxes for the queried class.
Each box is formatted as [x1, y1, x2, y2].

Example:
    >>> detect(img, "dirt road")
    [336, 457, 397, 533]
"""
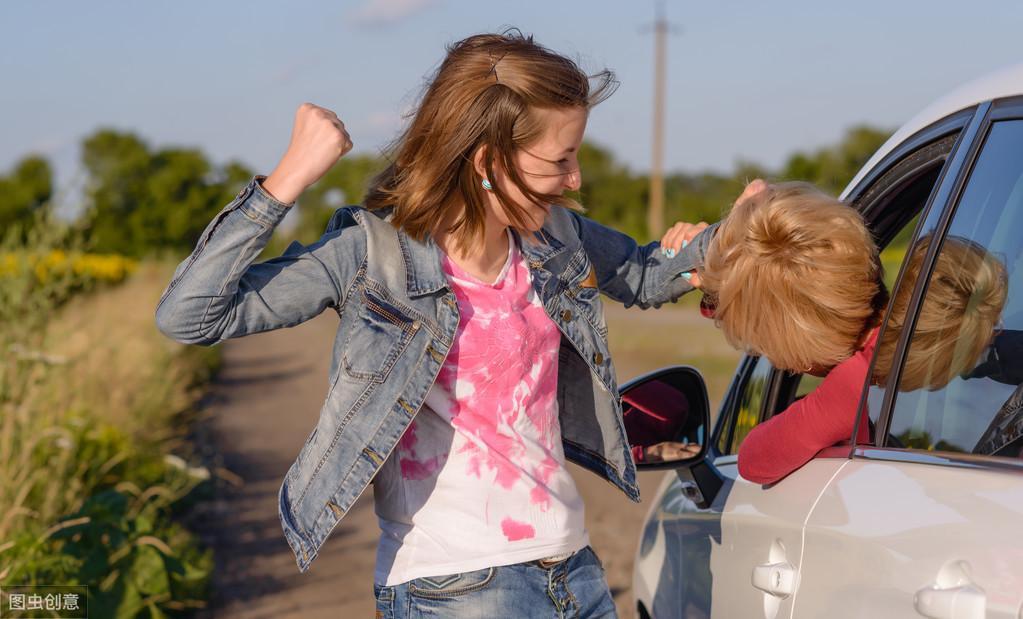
[195, 303, 738, 618]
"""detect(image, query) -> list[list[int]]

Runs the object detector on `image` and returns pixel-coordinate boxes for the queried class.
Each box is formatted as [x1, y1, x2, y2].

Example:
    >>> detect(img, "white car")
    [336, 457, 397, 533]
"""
[626, 63, 1023, 619]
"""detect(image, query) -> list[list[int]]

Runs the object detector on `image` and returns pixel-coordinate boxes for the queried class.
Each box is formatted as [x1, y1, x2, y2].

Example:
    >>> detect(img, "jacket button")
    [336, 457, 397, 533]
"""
[593, 352, 604, 365]
[561, 309, 572, 321]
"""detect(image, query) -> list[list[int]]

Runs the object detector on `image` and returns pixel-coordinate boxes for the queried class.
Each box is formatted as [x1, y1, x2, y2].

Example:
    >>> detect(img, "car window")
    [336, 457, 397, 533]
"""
[879, 213, 921, 291]
[717, 356, 771, 455]
[884, 120, 1023, 458]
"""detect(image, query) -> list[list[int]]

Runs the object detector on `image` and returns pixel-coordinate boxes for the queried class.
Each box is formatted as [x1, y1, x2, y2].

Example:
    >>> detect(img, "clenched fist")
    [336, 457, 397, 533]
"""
[262, 103, 354, 204]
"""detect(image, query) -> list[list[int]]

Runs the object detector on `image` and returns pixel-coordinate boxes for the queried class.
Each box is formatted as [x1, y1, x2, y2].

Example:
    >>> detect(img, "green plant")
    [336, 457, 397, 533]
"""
[1, 218, 216, 617]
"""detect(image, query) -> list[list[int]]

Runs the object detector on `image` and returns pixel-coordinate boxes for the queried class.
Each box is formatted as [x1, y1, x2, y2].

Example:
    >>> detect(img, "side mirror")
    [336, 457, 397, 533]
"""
[620, 366, 710, 470]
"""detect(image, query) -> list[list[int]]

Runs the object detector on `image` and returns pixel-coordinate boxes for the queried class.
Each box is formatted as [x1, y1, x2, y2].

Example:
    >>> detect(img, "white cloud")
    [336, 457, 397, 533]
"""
[349, 0, 438, 27]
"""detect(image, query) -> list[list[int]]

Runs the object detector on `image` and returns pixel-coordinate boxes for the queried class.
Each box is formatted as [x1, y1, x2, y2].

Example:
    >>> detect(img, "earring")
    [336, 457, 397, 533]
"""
[481, 178, 493, 191]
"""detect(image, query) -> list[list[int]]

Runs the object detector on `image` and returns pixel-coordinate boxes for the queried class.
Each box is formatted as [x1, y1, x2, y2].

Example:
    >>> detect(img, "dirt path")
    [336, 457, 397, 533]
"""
[195, 304, 738, 618]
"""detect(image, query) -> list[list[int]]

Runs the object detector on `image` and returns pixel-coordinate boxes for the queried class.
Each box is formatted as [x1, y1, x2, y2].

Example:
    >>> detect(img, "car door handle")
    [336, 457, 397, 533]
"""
[751, 561, 797, 598]
[914, 584, 986, 619]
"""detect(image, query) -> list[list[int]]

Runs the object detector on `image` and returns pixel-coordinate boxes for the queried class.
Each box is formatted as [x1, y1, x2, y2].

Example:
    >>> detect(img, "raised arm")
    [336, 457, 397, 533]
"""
[155, 103, 360, 345]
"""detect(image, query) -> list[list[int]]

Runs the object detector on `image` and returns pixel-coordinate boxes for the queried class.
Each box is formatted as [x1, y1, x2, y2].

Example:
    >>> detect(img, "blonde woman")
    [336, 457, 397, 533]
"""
[661, 181, 1006, 484]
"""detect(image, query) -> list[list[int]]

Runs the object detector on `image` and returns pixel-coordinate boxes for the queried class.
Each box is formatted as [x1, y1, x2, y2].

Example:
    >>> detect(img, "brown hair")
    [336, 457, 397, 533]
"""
[363, 30, 616, 253]
[874, 235, 1007, 391]
[699, 181, 885, 372]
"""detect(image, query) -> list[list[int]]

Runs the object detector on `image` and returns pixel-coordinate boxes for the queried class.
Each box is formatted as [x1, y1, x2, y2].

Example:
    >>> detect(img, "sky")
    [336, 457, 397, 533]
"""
[2, 0, 1022, 212]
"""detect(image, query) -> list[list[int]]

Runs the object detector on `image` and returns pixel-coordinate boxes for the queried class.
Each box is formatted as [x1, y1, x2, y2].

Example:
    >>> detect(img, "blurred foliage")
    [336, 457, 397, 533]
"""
[577, 125, 890, 242]
[778, 124, 891, 195]
[1, 123, 890, 252]
[1, 250, 137, 286]
[574, 142, 651, 241]
[3, 422, 214, 619]
[0, 156, 53, 236]
[78, 130, 252, 257]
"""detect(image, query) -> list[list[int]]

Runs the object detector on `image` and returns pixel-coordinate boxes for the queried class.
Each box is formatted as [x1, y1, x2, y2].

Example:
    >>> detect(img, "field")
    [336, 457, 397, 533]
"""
[1, 260, 219, 618]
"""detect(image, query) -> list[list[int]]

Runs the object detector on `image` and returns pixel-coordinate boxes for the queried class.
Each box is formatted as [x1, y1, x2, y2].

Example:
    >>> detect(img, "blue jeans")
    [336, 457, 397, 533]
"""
[372, 546, 617, 618]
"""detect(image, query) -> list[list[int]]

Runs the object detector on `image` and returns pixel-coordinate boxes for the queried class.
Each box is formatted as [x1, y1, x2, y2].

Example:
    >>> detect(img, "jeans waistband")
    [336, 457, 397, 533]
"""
[534, 548, 579, 569]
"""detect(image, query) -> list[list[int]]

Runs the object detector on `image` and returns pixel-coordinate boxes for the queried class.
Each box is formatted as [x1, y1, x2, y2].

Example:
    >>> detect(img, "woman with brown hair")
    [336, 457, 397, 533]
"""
[157, 31, 710, 617]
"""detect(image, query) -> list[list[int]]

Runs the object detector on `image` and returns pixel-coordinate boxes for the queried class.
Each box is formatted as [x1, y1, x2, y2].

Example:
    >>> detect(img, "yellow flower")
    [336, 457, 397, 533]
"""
[0, 251, 137, 285]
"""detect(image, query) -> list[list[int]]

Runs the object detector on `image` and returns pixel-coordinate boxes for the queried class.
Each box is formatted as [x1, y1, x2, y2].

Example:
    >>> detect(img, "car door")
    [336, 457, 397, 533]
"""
[635, 357, 769, 619]
[707, 365, 850, 619]
[636, 354, 845, 619]
[795, 102, 1023, 618]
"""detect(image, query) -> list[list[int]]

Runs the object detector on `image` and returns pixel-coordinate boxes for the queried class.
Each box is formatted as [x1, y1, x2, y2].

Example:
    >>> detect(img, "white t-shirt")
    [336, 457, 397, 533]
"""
[372, 235, 588, 586]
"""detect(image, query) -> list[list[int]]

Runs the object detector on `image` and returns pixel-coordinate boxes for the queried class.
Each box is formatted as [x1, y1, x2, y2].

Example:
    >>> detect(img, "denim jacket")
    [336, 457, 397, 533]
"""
[156, 177, 714, 572]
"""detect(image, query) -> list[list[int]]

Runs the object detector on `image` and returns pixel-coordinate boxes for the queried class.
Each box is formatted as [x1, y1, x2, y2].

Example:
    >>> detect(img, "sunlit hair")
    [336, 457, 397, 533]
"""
[699, 182, 885, 372]
[363, 30, 617, 253]
[873, 235, 1007, 391]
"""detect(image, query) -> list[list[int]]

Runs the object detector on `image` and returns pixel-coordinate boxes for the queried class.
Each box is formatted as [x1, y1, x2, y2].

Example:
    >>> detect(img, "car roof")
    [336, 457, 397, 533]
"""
[842, 62, 1023, 198]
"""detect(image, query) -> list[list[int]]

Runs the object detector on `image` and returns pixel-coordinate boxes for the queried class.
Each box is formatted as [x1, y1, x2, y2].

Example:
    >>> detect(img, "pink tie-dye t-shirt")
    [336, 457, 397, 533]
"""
[372, 233, 588, 586]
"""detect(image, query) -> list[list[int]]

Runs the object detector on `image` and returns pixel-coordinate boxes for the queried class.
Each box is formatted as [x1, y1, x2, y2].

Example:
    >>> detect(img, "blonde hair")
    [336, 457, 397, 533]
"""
[700, 181, 884, 372]
[364, 31, 616, 253]
[874, 235, 1007, 391]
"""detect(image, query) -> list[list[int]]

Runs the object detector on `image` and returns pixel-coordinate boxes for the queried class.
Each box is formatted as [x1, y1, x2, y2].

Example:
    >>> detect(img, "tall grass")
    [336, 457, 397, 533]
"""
[1, 218, 217, 618]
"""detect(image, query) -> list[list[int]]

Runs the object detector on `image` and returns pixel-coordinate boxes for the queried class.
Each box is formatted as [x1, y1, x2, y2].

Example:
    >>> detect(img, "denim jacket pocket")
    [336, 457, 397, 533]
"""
[568, 285, 609, 340]
[342, 286, 420, 383]
[564, 252, 608, 340]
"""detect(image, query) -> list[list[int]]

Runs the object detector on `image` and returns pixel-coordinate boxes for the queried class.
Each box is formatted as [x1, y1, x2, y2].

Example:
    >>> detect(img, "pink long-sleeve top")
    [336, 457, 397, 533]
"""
[737, 330, 878, 485]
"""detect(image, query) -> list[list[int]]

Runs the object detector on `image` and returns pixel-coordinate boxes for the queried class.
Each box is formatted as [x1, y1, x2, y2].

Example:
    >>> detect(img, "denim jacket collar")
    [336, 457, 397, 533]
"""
[395, 226, 449, 298]
[363, 207, 448, 298]
[517, 227, 569, 264]
[388, 213, 570, 298]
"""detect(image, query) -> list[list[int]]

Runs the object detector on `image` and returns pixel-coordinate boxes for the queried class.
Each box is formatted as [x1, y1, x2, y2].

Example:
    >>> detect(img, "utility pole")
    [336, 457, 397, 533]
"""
[645, 1, 678, 240]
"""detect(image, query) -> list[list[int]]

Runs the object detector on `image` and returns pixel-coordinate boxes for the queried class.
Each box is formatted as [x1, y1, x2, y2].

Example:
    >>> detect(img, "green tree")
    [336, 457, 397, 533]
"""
[81, 129, 252, 256]
[780, 125, 891, 193]
[58, 122, 893, 257]
[575, 141, 649, 240]
[0, 155, 53, 233]
[665, 172, 745, 229]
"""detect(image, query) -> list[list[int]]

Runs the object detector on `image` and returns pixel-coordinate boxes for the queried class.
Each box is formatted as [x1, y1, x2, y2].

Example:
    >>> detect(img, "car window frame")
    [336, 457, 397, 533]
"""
[856, 96, 1023, 473]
